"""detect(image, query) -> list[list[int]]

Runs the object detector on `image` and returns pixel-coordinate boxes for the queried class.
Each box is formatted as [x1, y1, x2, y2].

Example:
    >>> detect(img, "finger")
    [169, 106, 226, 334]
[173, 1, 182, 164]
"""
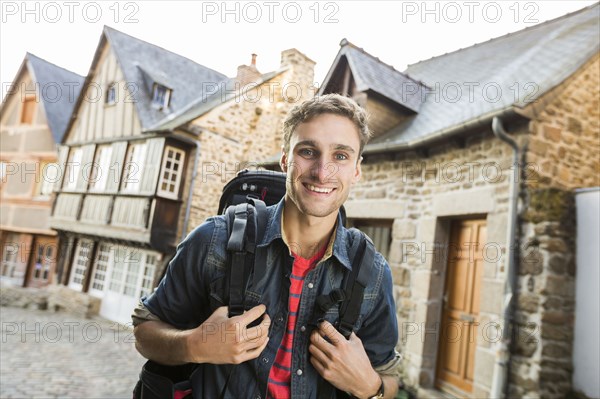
[310, 330, 333, 356]
[235, 304, 267, 327]
[309, 354, 327, 376]
[212, 306, 229, 317]
[242, 336, 270, 361]
[244, 314, 271, 341]
[308, 342, 331, 366]
[318, 320, 343, 346]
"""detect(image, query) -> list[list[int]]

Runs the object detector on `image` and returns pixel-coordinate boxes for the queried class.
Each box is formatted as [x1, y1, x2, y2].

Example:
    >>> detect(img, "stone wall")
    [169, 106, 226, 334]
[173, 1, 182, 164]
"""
[184, 49, 316, 231]
[527, 54, 600, 189]
[508, 53, 600, 398]
[348, 127, 526, 396]
[0, 283, 100, 319]
[510, 189, 576, 399]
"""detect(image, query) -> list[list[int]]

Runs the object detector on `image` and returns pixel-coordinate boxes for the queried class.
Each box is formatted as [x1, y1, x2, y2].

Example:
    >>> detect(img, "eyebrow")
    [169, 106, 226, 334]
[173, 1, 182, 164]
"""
[294, 140, 356, 153]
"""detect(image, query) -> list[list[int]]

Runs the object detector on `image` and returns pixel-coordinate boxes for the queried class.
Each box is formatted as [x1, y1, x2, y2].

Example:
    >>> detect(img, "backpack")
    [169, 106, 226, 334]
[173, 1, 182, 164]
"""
[134, 169, 374, 399]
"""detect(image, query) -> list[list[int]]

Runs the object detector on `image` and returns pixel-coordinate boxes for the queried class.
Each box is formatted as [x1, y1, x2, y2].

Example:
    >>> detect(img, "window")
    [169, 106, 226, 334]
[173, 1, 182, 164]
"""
[39, 163, 58, 197]
[33, 243, 54, 281]
[349, 219, 393, 259]
[139, 254, 157, 298]
[34, 162, 58, 198]
[90, 243, 111, 293]
[1, 234, 19, 278]
[152, 84, 171, 109]
[89, 146, 113, 191]
[122, 143, 146, 192]
[106, 83, 117, 105]
[63, 148, 83, 190]
[69, 239, 93, 290]
[157, 147, 185, 199]
[20, 96, 36, 124]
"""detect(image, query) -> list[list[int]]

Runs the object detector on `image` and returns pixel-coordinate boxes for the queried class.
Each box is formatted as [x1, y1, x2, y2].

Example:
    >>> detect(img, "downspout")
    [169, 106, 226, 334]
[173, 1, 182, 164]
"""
[490, 116, 522, 398]
[181, 138, 201, 242]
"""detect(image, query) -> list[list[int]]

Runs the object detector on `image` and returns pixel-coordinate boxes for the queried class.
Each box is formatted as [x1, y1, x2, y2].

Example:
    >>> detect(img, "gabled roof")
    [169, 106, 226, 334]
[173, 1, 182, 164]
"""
[102, 26, 229, 131]
[319, 39, 427, 112]
[2, 53, 84, 143]
[63, 26, 229, 139]
[353, 3, 599, 153]
[148, 67, 288, 132]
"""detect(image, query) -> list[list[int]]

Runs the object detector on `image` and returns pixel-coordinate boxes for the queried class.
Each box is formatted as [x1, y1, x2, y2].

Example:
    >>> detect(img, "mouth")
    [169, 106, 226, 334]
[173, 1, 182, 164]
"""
[303, 183, 336, 195]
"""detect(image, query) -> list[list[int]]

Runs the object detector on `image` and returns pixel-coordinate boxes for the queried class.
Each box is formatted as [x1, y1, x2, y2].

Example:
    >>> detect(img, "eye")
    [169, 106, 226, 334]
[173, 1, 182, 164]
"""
[334, 153, 348, 161]
[299, 148, 315, 157]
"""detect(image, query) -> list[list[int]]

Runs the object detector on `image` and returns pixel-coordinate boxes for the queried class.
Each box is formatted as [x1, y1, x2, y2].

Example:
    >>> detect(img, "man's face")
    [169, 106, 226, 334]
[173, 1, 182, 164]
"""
[280, 113, 362, 218]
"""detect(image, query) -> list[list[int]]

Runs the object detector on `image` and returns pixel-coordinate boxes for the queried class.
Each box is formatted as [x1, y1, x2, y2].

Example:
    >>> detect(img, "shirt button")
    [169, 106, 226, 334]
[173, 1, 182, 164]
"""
[300, 326, 306, 332]
[262, 357, 269, 363]
[296, 369, 303, 376]
[277, 316, 284, 323]
[307, 283, 314, 289]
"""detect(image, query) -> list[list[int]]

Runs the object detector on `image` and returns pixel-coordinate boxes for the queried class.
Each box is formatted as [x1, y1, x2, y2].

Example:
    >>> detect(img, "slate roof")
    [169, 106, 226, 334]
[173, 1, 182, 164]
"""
[18, 53, 84, 143]
[319, 39, 427, 113]
[325, 4, 600, 154]
[102, 26, 228, 131]
[149, 68, 288, 132]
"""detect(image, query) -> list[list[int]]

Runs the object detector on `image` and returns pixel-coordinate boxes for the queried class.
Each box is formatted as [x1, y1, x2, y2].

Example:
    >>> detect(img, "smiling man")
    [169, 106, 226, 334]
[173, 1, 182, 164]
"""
[133, 94, 401, 399]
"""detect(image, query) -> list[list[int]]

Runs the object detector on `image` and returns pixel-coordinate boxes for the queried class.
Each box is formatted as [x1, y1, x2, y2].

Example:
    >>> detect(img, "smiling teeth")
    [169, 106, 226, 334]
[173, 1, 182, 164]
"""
[308, 185, 333, 193]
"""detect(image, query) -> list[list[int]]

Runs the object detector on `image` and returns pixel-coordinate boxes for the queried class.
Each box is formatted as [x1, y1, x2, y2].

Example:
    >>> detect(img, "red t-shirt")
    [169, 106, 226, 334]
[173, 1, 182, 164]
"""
[267, 245, 327, 399]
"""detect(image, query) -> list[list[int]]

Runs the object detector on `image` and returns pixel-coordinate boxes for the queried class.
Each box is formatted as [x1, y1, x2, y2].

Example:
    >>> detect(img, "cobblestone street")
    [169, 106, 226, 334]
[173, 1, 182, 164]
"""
[1, 306, 146, 398]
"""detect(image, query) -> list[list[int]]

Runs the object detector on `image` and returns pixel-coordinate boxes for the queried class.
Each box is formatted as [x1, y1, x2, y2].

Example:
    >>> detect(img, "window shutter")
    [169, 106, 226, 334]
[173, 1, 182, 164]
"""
[76, 144, 96, 191]
[105, 141, 127, 193]
[54, 146, 69, 191]
[139, 138, 165, 195]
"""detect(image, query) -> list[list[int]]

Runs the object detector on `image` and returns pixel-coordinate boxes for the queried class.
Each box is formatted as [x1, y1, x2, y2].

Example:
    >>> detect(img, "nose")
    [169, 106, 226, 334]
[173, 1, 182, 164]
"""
[310, 159, 336, 183]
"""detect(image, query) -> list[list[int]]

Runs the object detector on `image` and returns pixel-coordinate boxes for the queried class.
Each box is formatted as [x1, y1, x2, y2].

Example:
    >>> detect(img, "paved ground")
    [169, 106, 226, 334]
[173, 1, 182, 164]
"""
[1, 306, 146, 398]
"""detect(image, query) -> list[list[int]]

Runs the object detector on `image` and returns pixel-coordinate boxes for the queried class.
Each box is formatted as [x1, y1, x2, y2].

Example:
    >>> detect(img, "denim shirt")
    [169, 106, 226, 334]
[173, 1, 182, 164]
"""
[141, 199, 399, 399]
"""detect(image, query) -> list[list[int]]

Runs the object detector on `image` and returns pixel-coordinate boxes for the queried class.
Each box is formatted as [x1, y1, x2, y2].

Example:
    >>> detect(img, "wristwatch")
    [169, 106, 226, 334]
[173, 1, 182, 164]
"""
[367, 378, 384, 399]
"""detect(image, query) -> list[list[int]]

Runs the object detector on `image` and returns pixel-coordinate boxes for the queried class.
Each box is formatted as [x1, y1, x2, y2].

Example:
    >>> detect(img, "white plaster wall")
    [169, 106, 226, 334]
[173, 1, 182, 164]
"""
[573, 188, 600, 398]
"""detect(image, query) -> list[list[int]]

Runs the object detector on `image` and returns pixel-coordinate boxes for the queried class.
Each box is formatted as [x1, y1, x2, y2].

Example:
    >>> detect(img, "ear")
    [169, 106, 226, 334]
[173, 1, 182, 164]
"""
[353, 156, 363, 184]
[280, 146, 288, 173]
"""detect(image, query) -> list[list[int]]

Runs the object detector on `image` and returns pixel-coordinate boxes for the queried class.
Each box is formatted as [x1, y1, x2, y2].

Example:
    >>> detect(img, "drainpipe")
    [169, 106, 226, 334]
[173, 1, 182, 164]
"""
[181, 138, 201, 242]
[490, 116, 522, 398]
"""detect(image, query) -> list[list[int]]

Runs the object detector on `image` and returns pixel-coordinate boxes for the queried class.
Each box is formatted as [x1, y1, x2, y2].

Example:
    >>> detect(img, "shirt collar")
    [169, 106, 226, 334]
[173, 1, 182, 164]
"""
[259, 198, 352, 270]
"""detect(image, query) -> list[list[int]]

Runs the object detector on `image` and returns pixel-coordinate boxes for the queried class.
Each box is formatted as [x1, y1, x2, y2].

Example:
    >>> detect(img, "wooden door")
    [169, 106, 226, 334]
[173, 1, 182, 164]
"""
[435, 219, 486, 395]
[25, 236, 58, 288]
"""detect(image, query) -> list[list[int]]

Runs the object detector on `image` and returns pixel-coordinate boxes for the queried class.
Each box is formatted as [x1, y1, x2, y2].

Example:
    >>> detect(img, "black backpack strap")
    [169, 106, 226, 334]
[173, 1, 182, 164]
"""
[316, 232, 376, 399]
[247, 198, 269, 294]
[226, 202, 257, 318]
[337, 232, 375, 339]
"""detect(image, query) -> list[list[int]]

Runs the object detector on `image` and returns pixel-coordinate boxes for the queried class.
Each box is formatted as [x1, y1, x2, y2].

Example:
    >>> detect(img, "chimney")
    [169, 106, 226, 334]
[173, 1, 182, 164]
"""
[236, 53, 261, 86]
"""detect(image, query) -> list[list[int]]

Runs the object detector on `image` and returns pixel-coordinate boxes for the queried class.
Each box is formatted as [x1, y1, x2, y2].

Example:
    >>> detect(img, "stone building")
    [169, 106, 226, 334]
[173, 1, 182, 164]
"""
[47, 26, 315, 323]
[284, 4, 597, 399]
[0, 53, 83, 288]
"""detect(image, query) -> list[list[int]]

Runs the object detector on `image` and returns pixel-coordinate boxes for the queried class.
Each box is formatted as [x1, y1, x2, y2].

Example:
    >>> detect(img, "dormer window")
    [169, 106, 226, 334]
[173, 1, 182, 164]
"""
[106, 83, 117, 105]
[152, 84, 171, 110]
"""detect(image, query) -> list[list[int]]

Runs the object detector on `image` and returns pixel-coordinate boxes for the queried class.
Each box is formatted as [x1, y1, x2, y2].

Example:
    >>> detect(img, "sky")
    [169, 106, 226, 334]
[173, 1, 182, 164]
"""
[1, 0, 598, 100]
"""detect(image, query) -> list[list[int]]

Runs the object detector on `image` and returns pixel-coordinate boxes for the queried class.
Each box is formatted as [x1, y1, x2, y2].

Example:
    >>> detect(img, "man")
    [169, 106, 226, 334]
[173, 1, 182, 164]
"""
[133, 94, 401, 398]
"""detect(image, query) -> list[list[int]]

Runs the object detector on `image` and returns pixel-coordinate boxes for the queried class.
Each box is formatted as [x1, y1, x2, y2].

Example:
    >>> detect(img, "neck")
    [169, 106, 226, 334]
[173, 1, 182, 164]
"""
[282, 196, 338, 259]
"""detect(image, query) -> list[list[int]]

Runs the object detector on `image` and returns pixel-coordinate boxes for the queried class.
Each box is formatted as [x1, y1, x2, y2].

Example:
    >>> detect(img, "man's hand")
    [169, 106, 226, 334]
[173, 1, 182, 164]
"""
[309, 320, 381, 398]
[187, 305, 271, 365]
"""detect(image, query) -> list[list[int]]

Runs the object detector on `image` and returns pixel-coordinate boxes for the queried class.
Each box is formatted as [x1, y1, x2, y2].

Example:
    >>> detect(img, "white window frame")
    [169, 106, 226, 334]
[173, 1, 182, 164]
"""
[157, 146, 185, 199]
[89, 145, 113, 192]
[69, 239, 93, 291]
[89, 242, 113, 297]
[122, 142, 146, 193]
[40, 163, 58, 197]
[106, 83, 117, 106]
[106, 246, 157, 299]
[63, 148, 83, 190]
[152, 84, 171, 110]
